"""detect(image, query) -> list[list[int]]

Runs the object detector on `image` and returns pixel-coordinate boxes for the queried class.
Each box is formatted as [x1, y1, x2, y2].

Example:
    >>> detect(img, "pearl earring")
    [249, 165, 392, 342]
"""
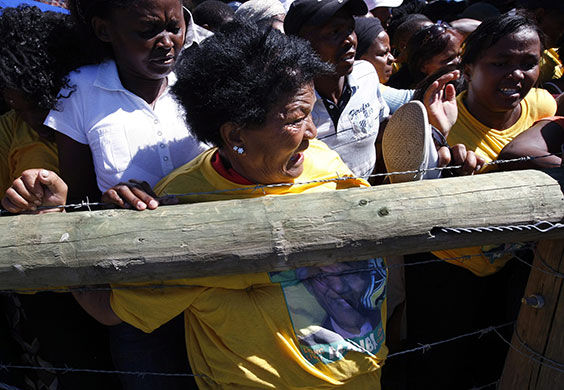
[233, 146, 244, 154]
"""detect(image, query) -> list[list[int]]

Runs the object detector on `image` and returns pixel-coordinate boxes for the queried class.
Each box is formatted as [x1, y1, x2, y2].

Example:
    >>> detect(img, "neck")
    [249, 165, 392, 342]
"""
[118, 71, 168, 106]
[314, 74, 346, 104]
[465, 90, 522, 130]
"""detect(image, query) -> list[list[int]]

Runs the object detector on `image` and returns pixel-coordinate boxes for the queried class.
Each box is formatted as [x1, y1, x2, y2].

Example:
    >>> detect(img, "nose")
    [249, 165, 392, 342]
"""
[157, 31, 174, 50]
[387, 52, 396, 64]
[325, 274, 349, 294]
[508, 67, 525, 81]
[303, 115, 317, 139]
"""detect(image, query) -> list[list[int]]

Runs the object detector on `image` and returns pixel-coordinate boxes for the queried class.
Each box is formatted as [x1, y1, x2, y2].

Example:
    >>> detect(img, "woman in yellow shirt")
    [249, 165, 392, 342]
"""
[75, 22, 390, 390]
[436, 12, 557, 276]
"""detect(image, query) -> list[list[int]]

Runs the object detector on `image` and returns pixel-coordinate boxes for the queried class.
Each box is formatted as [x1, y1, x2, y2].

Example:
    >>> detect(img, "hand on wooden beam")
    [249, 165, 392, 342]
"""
[101, 179, 178, 211]
[1, 169, 67, 214]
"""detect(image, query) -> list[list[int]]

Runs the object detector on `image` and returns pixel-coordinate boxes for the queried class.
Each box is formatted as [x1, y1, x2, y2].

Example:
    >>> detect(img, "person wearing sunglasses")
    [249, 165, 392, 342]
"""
[388, 22, 463, 89]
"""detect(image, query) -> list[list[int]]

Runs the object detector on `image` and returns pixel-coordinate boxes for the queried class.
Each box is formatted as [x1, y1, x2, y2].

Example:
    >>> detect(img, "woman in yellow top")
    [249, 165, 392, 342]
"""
[0, 6, 82, 202]
[74, 22, 391, 390]
[434, 12, 558, 276]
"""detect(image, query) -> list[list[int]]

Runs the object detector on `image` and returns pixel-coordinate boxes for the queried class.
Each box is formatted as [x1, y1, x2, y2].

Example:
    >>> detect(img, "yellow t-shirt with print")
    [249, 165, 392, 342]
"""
[111, 139, 388, 389]
[435, 89, 557, 276]
[0, 110, 58, 198]
[539, 48, 563, 84]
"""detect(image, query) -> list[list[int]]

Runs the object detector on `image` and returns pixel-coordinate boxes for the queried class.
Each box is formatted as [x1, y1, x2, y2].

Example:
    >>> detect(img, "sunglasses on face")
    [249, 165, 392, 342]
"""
[420, 22, 451, 46]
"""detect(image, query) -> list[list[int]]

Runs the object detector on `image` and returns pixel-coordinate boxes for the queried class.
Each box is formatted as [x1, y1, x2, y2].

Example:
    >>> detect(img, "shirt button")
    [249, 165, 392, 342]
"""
[329, 104, 335, 109]
[163, 156, 169, 161]
[154, 119, 159, 124]
[157, 131, 162, 136]
[160, 143, 165, 148]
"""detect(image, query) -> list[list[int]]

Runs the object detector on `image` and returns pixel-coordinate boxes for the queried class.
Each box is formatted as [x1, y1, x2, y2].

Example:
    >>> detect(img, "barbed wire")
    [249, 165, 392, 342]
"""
[493, 328, 564, 375]
[467, 380, 499, 390]
[0, 322, 513, 383]
[387, 322, 514, 359]
[0, 152, 561, 215]
[0, 363, 200, 378]
[0, 244, 534, 295]
[513, 250, 564, 280]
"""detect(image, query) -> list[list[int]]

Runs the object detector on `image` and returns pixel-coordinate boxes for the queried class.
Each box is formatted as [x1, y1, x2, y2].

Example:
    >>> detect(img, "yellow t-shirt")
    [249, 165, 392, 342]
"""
[0, 110, 59, 198]
[112, 140, 388, 389]
[539, 48, 563, 84]
[435, 89, 557, 276]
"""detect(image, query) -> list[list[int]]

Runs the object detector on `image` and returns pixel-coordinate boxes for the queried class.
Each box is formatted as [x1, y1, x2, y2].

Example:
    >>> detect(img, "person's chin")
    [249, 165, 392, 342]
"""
[146, 62, 175, 79]
[335, 59, 355, 77]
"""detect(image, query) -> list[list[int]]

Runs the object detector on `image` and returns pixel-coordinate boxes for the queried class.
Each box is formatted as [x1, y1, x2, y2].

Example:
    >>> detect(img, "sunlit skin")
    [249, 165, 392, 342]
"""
[360, 30, 395, 84]
[92, 0, 186, 103]
[221, 83, 318, 184]
[300, 8, 357, 77]
[421, 32, 462, 76]
[464, 28, 541, 130]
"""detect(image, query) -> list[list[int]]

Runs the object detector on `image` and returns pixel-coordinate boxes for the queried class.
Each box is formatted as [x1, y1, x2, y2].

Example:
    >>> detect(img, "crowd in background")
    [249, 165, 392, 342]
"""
[0, 0, 563, 389]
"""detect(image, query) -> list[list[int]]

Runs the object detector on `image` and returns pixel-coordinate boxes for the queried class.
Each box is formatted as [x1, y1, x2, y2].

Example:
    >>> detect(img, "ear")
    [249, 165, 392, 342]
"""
[219, 122, 244, 151]
[92, 16, 112, 43]
[463, 63, 472, 83]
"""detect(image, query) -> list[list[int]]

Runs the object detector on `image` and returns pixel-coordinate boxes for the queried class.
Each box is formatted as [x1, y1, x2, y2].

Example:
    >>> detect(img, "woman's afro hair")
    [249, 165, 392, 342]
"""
[172, 21, 333, 147]
[0, 5, 84, 110]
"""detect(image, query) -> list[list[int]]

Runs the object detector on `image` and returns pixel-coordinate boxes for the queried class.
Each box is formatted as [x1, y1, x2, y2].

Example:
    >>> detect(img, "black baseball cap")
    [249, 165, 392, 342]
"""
[284, 0, 369, 36]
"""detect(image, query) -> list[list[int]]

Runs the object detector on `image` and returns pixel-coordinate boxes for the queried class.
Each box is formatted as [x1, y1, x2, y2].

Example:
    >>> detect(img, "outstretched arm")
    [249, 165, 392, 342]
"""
[72, 289, 122, 326]
[498, 119, 563, 170]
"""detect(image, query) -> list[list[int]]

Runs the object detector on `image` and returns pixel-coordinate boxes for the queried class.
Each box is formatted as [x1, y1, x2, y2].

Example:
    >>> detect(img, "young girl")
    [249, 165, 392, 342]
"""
[44, 1, 208, 388]
[46, 0, 208, 206]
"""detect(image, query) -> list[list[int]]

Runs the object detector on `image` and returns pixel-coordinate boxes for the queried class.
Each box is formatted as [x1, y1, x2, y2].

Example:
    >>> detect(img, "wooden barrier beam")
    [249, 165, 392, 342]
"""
[499, 239, 564, 389]
[1, 169, 564, 290]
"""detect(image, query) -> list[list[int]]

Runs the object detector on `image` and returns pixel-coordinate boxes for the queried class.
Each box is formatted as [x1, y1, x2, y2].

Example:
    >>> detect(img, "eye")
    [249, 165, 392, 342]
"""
[521, 61, 538, 71]
[138, 26, 161, 39]
[167, 22, 182, 34]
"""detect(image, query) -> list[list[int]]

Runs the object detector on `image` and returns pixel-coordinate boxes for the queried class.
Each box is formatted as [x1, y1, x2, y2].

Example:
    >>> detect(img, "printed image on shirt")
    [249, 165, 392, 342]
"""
[348, 102, 375, 140]
[270, 258, 387, 365]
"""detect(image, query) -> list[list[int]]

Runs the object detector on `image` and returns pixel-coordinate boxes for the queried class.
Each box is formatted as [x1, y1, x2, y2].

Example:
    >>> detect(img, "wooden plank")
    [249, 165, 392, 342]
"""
[499, 240, 564, 390]
[1, 169, 564, 290]
[535, 245, 564, 389]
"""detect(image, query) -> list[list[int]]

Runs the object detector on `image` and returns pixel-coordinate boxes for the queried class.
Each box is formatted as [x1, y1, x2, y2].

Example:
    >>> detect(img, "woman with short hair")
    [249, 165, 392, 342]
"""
[77, 22, 390, 389]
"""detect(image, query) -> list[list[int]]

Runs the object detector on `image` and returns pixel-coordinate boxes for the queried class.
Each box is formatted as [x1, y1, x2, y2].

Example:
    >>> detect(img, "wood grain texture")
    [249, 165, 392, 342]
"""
[499, 240, 564, 390]
[1, 169, 564, 289]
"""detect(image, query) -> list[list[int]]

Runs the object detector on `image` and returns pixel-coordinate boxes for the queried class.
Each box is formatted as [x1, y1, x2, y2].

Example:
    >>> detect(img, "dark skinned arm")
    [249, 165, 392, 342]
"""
[498, 120, 564, 171]
[54, 131, 101, 203]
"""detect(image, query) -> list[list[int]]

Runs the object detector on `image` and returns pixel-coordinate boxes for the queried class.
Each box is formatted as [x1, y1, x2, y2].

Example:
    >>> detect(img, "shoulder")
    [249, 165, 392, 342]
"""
[65, 63, 104, 87]
[304, 140, 369, 187]
[351, 60, 379, 82]
[524, 88, 557, 118]
[154, 148, 215, 197]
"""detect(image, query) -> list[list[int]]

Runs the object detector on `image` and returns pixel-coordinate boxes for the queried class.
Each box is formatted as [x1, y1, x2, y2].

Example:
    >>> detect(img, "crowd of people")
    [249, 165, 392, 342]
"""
[0, 0, 563, 389]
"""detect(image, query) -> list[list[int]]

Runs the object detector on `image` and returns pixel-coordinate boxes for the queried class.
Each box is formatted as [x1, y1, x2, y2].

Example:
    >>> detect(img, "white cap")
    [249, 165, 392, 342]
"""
[363, 0, 403, 11]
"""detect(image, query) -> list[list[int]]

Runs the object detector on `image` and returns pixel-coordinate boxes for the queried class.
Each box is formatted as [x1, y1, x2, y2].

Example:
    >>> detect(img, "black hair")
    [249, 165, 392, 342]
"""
[407, 24, 462, 86]
[411, 63, 466, 102]
[193, 0, 234, 31]
[172, 22, 333, 147]
[0, 6, 83, 110]
[390, 14, 431, 59]
[67, 0, 182, 62]
[388, 0, 427, 40]
[462, 12, 546, 66]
